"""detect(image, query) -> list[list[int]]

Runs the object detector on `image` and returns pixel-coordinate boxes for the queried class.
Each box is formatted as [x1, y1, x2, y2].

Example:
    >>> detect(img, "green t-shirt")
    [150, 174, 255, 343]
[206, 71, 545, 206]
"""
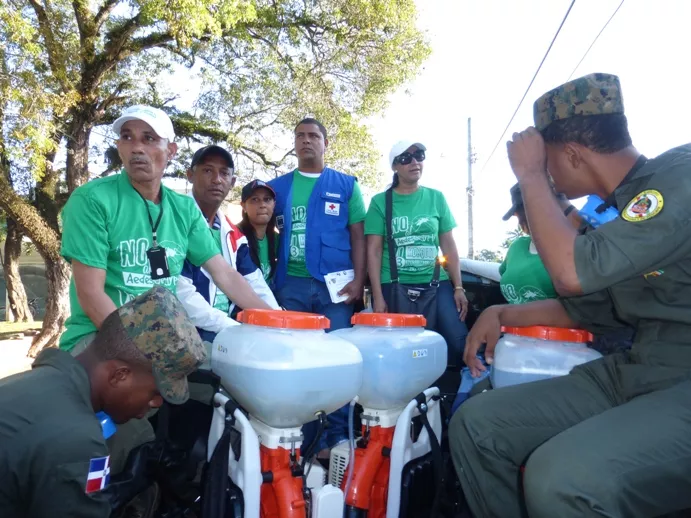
[59, 172, 219, 351]
[499, 236, 557, 304]
[287, 171, 367, 277]
[364, 187, 456, 284]
[257, 236, 272, 281]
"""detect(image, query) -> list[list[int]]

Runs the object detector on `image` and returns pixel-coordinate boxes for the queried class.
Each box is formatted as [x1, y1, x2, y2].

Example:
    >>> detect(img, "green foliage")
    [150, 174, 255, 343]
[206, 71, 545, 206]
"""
[476, 249, 504, 263]
[1, 0, 430, 190]
[501, 225, 526, 250]
[0, 0, 430, 348]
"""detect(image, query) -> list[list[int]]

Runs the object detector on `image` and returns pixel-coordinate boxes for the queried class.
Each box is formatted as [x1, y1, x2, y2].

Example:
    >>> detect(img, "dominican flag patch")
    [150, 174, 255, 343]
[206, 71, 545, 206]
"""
[85, 455, 110, 493]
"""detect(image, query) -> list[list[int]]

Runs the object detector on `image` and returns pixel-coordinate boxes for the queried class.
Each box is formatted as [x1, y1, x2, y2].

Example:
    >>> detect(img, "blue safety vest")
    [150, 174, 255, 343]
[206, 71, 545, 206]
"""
[269, 168, 355, 289]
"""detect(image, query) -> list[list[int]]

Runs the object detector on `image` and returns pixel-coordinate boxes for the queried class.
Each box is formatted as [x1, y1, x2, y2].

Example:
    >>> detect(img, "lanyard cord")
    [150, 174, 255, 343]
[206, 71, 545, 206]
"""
[136, 187, 164, 246]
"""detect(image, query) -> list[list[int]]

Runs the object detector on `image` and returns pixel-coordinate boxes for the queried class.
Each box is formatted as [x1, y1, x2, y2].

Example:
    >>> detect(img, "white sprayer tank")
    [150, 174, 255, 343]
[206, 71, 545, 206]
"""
[211, 309, 363, 429]
[332, 313, 447, 410]
[491, 326, 602, 389]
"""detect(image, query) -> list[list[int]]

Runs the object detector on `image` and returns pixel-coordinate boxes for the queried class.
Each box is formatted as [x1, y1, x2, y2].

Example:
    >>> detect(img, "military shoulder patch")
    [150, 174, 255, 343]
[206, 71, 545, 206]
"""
[621, 190, 663, 222]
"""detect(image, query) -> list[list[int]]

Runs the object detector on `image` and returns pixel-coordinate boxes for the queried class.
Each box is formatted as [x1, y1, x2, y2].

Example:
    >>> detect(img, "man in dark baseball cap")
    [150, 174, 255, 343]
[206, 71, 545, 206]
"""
[190, 145, 234, 171]
[179, 146, 280, 344]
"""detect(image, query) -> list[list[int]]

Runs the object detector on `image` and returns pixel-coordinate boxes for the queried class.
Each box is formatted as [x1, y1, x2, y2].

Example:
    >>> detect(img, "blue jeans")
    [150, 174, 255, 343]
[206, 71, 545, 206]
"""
[382, 280, 469, 368]
[277, 275, 355, 451]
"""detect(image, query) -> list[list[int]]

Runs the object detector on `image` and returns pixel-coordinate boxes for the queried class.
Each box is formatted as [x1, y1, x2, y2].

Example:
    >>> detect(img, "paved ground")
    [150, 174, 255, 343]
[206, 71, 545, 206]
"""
[0, 337, 34, 380]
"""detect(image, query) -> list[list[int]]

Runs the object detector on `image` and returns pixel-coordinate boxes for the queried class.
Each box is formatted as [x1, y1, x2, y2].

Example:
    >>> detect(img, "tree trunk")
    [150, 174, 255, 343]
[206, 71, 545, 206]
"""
[66, 116, 93, 191]
[26, 258, 70, 357]
[3, 218, 33, 323]
[0, 173, 70, 357]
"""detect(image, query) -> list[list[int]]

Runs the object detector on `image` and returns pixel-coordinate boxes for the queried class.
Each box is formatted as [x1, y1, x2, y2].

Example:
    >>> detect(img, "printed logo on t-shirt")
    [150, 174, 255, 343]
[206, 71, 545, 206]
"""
[116, 238, 184, 305]
[390, 215, 439, 273]
[501, 283, 548, 304]
[290, 206, 308, 261]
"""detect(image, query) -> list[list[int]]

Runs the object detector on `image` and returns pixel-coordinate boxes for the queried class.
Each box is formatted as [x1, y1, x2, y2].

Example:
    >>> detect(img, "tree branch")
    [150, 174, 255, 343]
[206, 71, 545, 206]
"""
[26, 0, 70, 90]
[0, 168, 62, 263]
[72, 0, 96, 48]
[95, 80, 129, 114]
[94, 0, 119, 31]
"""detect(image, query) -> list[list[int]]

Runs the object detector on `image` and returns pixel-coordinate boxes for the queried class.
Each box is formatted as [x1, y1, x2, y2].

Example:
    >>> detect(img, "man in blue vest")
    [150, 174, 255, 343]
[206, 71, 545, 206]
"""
[269, 118, 367, 453]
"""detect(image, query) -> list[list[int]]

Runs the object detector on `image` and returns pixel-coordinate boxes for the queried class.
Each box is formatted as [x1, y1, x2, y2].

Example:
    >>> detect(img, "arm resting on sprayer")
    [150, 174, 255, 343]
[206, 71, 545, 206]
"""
[203, 255, 272, 311]
[176, 275, 239, 333]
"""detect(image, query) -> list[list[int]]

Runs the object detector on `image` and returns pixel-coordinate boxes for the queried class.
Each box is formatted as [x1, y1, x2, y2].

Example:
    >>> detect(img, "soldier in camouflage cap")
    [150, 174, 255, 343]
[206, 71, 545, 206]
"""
[533, 72, 624, 132]
[117, 285, 206, 404]
[0, 286, 206, 517]
[451, 72, 691, 517]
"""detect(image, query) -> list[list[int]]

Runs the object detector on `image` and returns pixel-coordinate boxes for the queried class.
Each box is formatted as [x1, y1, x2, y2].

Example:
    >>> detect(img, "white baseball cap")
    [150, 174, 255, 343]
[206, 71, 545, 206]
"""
[112, 105, 176, 141]
[388, 140, 426, 169]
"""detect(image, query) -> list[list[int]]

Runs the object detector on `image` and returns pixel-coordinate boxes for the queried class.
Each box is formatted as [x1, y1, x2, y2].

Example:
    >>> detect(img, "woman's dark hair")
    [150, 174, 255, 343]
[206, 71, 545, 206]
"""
[391, 172, 400, 188]
[541, 113, 632, 153]
[238, 212, 278, 280]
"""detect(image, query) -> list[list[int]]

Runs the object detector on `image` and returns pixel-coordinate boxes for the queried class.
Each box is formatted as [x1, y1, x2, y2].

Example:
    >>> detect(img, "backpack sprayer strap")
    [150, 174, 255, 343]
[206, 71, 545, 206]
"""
[415, 392, 444, 518]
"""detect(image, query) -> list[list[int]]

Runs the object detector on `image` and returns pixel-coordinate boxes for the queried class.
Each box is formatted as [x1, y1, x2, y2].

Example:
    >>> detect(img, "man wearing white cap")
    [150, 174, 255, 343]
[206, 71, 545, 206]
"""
[58, 105, 271, 473]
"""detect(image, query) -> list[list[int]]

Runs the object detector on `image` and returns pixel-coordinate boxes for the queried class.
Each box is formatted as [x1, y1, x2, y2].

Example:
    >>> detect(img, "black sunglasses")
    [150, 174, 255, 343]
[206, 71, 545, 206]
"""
[394, 149, 426, 166]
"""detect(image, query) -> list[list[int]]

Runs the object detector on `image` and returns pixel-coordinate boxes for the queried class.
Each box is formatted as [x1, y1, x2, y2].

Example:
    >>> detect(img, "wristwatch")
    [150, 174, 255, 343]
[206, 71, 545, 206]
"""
[454, 286, 465, 292]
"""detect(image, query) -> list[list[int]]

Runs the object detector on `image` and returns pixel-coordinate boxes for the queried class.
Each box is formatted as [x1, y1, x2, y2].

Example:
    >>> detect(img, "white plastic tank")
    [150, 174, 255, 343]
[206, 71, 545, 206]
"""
[212, 309, 363, 429]
[491, 326, 602, 389]
[332, 313, 447, 410]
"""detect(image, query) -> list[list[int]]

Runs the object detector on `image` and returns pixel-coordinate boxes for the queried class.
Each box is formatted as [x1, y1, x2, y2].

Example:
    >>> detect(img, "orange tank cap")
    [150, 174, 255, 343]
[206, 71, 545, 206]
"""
[351, 312, 427, 327]
[237, 309, 330, 330]
[501, 325, 593, 343]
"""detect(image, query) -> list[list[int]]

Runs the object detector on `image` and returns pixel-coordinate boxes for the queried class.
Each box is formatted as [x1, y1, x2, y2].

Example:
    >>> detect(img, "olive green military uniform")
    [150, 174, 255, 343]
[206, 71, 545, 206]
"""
[70, 331, 157, 475]
[450, 74, 691, 517]
[0, 287, 206, 518]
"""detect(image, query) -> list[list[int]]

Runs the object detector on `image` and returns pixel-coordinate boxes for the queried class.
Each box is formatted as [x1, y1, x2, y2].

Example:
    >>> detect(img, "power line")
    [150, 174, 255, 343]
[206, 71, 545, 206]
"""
[567, 0, 625, 80]
[479, 0, 576, 175]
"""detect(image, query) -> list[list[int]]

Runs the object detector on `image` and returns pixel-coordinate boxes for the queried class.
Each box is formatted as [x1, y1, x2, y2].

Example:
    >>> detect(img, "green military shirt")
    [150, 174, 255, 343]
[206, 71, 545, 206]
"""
[0, 349, 110, 518]
[560, 145, 691, 367]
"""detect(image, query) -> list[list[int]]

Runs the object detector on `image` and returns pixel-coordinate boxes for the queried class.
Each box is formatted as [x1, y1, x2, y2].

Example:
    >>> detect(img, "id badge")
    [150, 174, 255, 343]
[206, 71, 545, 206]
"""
[147, 246, 170, 280]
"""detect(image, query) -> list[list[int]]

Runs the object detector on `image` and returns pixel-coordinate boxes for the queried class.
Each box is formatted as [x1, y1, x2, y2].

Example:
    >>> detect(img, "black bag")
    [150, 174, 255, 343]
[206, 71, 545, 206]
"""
[385, 187, 440, 329]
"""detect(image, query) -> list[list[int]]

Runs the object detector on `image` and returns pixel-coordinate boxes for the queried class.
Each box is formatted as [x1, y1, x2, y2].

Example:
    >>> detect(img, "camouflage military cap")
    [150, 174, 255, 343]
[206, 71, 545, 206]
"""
[117, 286, 206, 404]
[533, 73, 624, 132]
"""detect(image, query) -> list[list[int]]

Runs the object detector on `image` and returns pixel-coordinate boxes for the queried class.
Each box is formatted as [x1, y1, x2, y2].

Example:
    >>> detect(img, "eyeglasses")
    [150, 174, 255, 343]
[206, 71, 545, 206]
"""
[394, 149, 426, 166]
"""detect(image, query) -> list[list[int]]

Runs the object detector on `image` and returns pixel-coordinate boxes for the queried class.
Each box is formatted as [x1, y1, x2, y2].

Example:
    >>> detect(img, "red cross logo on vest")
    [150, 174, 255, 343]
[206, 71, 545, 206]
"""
[325, 201, 340, 216]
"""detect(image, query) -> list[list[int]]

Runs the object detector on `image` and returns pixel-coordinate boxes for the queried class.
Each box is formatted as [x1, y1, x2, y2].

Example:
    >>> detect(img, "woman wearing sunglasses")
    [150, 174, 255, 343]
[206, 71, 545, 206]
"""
[365, 141, 468, 367]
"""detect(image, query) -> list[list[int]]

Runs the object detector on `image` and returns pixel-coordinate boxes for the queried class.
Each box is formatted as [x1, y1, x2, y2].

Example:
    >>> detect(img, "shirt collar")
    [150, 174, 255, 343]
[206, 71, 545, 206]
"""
[598, 154, 648, 212]
[33, 348, 94, 411]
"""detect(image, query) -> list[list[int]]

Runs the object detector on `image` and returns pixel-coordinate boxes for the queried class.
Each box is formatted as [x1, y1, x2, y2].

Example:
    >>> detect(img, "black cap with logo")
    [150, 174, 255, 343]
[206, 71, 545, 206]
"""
[190, 145, 234, 170]
[241, 179, 276, 202]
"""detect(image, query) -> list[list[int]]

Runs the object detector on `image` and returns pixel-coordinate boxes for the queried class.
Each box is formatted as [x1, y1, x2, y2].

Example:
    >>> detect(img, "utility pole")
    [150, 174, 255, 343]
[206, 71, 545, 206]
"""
[467, 117, 475, 260]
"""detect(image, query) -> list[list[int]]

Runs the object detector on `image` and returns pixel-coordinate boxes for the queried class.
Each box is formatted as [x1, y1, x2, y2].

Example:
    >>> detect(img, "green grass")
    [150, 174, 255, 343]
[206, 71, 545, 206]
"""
[0, 321, 42, 335]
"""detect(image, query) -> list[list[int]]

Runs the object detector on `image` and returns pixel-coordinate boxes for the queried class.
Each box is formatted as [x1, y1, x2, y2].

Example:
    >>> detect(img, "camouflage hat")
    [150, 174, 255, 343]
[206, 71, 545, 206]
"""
[117, 286, 206, 404]
[533, 73, 624, 132]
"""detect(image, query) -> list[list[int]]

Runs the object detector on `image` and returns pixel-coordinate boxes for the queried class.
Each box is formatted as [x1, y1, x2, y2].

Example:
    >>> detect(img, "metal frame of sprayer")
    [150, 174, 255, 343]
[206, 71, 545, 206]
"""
[208, 387, 442, 518]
